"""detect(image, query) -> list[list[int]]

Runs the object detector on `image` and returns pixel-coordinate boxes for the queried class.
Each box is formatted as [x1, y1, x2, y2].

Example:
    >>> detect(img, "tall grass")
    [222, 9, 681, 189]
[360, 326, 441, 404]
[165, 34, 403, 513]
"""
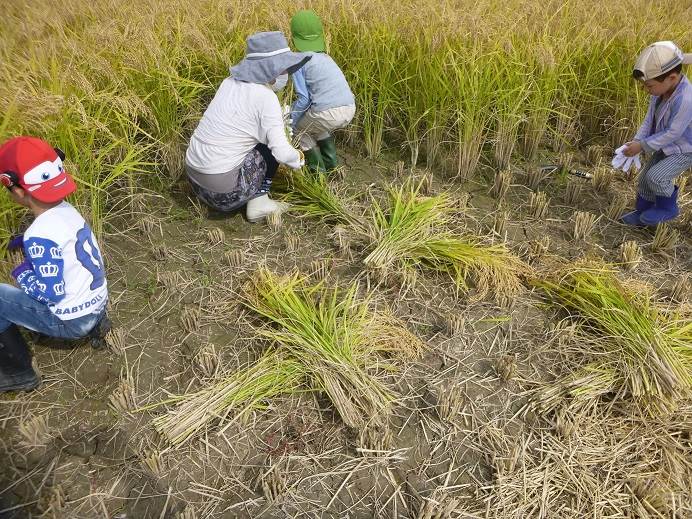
[2, 0, 689, 240]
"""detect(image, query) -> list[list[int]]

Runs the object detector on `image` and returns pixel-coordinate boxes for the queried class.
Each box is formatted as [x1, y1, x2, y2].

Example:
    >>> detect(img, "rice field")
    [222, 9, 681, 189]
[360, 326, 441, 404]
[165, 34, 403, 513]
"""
[1, 0, 691, 517]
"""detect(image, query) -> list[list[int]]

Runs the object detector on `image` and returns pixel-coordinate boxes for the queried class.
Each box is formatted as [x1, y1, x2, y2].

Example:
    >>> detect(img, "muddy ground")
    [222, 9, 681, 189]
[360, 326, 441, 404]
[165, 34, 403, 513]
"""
[0, 147, 690, 518]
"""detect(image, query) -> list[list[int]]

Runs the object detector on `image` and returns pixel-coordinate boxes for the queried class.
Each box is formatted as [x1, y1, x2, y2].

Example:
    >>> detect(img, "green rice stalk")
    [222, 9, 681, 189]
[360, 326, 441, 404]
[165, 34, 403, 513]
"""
[364, 178, 526, 300]
[274, 168, 357, 226]
[148, 352, 305, 446]
[244, 269, 423, 428]
[534, 265, 692, 413]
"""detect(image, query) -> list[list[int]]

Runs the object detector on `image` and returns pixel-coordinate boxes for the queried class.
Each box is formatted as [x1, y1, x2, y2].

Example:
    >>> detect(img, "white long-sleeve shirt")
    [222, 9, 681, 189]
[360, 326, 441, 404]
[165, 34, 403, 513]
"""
[185, 78, 301, 174]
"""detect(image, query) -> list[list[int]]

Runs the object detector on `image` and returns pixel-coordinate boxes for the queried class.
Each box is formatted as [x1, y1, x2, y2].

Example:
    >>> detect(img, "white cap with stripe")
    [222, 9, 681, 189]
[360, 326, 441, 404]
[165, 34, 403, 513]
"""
[634, 41, 692, 81]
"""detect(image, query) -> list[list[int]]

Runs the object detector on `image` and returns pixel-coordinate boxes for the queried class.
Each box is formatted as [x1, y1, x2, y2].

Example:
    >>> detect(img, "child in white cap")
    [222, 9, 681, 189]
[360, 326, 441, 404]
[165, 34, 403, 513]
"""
[619, 41, 692, 226]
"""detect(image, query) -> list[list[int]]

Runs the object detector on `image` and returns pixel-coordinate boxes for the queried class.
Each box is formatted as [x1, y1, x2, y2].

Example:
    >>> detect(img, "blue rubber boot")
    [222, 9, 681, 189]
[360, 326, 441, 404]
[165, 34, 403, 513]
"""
[620, 195, 655, 226]
[640, 187, 680, 226]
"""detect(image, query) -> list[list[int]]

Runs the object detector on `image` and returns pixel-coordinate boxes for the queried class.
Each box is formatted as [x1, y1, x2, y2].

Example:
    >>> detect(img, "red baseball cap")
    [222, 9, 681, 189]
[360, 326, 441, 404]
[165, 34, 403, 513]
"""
[0, 136, 76, 203]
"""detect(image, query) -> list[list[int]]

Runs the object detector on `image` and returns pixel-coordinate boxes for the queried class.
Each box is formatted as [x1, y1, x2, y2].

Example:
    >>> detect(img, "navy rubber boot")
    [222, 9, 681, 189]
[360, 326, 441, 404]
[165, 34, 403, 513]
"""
[620, 195, 655, 226]
[640, 187, 680, 226]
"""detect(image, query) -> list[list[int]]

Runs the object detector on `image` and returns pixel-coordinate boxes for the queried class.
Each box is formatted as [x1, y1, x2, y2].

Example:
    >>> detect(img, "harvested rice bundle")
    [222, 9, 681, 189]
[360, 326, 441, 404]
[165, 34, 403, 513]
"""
[149, 352, 304, 446]
[364, 178, 527, 300]
[274, 168, 356, 225]
[533, 265, 692, 414]
[245, 269, 424, 428]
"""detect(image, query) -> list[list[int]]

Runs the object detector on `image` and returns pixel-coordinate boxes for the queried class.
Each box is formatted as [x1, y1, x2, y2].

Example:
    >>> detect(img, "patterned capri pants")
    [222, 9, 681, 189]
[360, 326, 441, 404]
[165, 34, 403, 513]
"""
[638, 150, 692, 200]
[187, 144, 278, 213]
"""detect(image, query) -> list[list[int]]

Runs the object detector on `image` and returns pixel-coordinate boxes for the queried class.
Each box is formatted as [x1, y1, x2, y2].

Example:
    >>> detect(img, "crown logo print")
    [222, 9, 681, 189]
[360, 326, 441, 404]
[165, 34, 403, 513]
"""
[36, 281, 47, 292]
[38, 262, 59, 277]
[53, 281, 65, 296]
[49, 246, 63, 259]
[28, 243, 46, 258]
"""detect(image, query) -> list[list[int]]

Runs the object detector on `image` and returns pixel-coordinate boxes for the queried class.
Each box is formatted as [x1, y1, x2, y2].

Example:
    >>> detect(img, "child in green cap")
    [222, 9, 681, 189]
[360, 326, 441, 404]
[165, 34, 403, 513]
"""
[289, 10, 356, 173]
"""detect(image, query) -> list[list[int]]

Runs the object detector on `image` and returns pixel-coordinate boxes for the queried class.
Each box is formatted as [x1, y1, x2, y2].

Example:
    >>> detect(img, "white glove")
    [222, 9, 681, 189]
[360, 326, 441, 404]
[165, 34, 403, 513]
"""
[282, 104, 292, 126]
[611, 153, 627, 169]
[611, 145, 641, 173]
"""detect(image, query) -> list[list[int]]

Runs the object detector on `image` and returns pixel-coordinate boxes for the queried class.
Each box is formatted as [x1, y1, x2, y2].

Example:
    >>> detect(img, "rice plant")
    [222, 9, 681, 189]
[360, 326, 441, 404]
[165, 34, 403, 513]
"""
[572, 211, 598, 241]
[264, 211, 281, 233]
[109, 377, 137, 416]
[677, 175, 688, 197]
[150, 352, 305, 445]
[180, 306, 201, 333]
[492, 210, 509, 237]
[455, 192, 470, 212]
[224, 249, 245, 268]
[652, 224, 679, 252]
[205, 227, 225, 246]
[138, 216, 160, 236]
[444, 314, 465, 337]
[586, 144, 606, 166]
[18, 414, 52, 449]
[285, 233, 300, 253]
[558, 151, 574, 172]
[102, 328, 126, 357]
[193, 344, 220, 379]
[564, 181, 581, 205]
[1, 0, 688, 244]
[532, 265, 692, 413]
[670, 276, 689, 303]
[619, 240, 642, 271]
[363, 179, 526, 300]
[592, 165, 613, 192]
[495, 354, 517, 382]
[435, 382, 467, 423]
[527, 236, 550, 264]
[140, 449, 165, 479]
[606, 194, 628, 220]
[148, 269, 424, 444]
[492, 169, 512, 201]
[528, 191, 549, 220]
[525, 165, 546, 191]
[309, 259, 330, 281]
[244, 269, 424, 428]
[152, 244, 169, 261]
[274, 168, 357, 226]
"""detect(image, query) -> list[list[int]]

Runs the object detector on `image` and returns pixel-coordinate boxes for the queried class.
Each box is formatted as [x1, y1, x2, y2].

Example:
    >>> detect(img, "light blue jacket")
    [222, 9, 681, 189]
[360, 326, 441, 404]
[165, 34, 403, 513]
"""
[290, 52, 355, 129]
[635, 75, 692, 155]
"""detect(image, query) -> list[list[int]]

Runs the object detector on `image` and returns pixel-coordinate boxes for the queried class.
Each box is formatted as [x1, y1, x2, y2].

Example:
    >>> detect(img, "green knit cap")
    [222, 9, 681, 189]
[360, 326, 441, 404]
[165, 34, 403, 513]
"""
[290, 10, 326, 52]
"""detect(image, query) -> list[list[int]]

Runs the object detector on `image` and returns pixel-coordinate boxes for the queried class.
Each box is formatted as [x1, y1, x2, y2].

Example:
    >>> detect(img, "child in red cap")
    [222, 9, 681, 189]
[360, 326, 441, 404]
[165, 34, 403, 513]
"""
[0, 137, 110, 393]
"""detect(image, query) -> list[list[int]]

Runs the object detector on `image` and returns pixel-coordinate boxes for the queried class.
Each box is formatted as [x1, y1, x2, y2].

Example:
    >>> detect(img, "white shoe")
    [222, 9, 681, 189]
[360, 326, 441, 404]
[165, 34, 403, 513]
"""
[246, 194, 289, 223]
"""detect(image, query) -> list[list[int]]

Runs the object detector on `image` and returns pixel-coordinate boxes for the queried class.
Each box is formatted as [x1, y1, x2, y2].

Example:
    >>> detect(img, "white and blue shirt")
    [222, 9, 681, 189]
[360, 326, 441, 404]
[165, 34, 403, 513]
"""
[16, 202, 108, 319]
[636, 75, 692, 156]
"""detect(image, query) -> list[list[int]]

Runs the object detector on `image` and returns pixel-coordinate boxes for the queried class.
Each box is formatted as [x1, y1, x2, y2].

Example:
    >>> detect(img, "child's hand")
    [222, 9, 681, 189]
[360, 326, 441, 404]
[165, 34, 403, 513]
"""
[622, 141, 642, 157]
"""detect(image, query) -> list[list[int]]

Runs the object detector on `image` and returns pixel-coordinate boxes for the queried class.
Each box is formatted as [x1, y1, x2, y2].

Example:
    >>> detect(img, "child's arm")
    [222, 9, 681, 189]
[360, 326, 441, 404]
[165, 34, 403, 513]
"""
[640, 97, 692, 153]
[290, 69, 311, 130]
[633, 97, 656, 142]
[12, 237, 66, 305]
